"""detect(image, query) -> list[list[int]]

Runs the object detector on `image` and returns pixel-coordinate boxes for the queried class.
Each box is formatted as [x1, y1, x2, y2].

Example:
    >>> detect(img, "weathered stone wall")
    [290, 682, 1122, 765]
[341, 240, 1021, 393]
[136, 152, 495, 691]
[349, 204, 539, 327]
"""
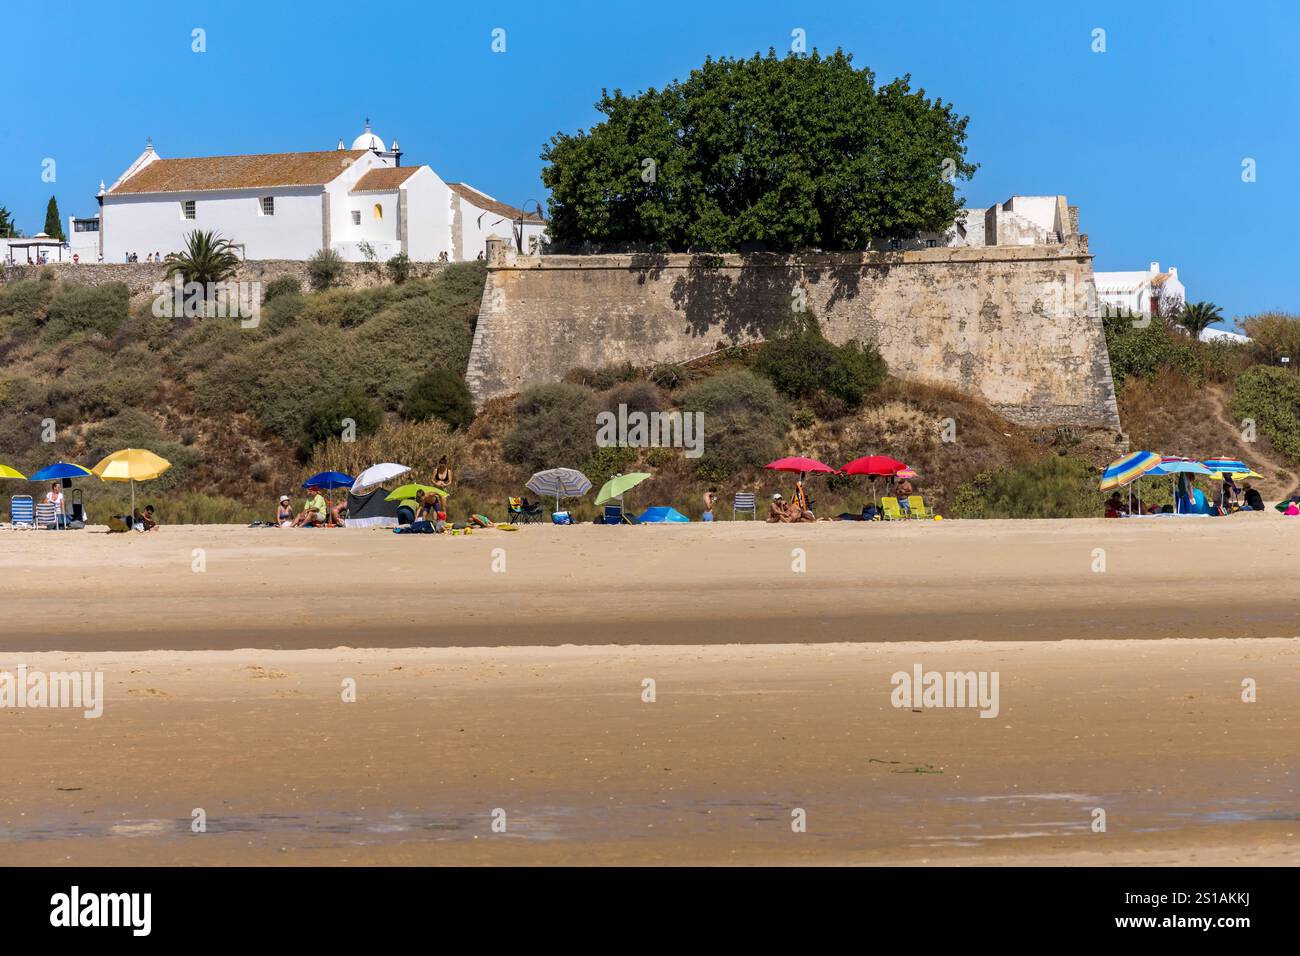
[0, 259, 452, 297]
[467, 239, 1121, 431]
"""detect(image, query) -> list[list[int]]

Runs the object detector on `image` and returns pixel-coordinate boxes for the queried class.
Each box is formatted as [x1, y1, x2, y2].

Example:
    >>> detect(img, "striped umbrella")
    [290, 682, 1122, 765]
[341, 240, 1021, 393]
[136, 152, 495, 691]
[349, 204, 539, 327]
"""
[1099, 451, 1161, 491]
[1203, 458, 1248, 474]
[526, 467, 592, 511]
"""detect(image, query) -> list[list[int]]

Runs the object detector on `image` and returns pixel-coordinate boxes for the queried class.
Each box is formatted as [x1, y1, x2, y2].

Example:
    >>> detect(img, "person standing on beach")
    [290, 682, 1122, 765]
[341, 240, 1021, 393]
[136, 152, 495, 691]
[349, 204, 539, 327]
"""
[702, 488, 717, 522]
[432, 456, 452, 496]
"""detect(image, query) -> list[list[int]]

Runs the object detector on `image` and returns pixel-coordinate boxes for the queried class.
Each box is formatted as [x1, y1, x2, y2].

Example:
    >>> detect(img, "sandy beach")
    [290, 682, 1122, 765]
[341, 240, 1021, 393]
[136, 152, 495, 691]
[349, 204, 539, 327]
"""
[1, 518, 1297, 865]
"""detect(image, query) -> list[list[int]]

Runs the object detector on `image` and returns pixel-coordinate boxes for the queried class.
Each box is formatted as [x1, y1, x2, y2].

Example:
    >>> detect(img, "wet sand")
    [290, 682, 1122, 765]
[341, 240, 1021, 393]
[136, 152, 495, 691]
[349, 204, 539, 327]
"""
[1, 519, 1297, 865]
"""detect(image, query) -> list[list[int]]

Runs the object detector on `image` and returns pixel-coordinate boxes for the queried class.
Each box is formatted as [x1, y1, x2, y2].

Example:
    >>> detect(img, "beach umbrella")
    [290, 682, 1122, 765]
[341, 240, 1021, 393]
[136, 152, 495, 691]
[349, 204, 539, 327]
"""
[384, 483, 448, 502]
[1203, 458, 1248, 474]
[840, 455, 907, 477]
[91, 448, 172, 521]
[840, 455, 908, 506]
[0, 464, 27, 480]
[526, 468, 592, 511]
[765, 456, 835, 475]
[595, 472, 652, 507]
[1205, 469, 1262, 481]
[1146, 457, 1211, 476]
[29, 461, 94, 482]
[1098, 450, 1160, 491]
[301, 471, 354, 490]
[895, 468, 920, 480]
[351, 462, 410, 494]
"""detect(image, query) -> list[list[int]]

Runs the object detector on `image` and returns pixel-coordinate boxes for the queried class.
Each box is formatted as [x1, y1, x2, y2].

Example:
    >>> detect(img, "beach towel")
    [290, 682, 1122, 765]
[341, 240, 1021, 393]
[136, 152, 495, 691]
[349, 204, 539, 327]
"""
[471, 514, 492, 528]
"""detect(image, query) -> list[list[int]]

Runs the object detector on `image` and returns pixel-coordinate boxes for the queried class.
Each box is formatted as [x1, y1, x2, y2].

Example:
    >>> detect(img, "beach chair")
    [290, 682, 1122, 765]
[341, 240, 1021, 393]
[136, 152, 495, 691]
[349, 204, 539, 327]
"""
[34, 502, 60, 530]
[9, 495, 34, 530]
[603, 505, 624, 525]
[507, 497, 541, 525]
[880, 496, 906, 521]
[908, 495, 931, 520]
[732, 492, 757, 520]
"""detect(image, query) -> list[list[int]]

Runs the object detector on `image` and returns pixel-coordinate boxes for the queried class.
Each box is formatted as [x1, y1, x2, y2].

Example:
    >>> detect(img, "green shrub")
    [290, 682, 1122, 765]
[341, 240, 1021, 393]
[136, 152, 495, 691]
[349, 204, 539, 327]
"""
[300, 388, 383, 455]
[402, 369, 475, 430]
[599, 379, 665, 417]
[82, 410, 200, 492]
[678, 369, 787, 478]
[503, 382, 600, 473]
[259, 290, 305, 335]
[1241, 312, 1300, 366]
[42, 282, 130, 342]
[1103, 310, 1198, 387]
[754, 314, 885, 407]
[263, 275, 302, 303]
[0, 278, 54, 329]
[386, 252, 413, 284]
[583, 445, 638, 489]
[952, 455, 1100, 519]
[306, 248, 346, 290]
[1230, 365, 1300, 462]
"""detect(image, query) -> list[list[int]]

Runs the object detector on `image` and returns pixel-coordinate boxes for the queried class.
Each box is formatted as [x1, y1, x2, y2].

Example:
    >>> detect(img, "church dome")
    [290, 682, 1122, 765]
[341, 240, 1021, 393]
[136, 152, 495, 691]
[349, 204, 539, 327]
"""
[351, 120, 385, 152]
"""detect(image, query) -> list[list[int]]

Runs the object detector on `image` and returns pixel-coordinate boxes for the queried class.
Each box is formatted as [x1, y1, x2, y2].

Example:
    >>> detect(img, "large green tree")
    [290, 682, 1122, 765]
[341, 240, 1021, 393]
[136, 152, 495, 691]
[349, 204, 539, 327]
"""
[43, 196, 65, 241]
[540, 49, 977, 252]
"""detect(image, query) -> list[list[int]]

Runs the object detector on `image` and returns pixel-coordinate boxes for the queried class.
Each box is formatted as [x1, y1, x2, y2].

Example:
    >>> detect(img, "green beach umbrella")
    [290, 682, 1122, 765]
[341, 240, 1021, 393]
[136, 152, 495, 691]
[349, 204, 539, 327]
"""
[385, 484, 448, 502]
[594, 472, 652, 506]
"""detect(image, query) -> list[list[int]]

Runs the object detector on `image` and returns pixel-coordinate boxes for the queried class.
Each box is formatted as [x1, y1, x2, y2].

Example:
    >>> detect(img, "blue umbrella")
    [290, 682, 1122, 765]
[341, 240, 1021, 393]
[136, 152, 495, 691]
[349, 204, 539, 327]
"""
[1147, 458, 1212, 476]
[30, 461, 95, 482]
[302, 471, 354, 490]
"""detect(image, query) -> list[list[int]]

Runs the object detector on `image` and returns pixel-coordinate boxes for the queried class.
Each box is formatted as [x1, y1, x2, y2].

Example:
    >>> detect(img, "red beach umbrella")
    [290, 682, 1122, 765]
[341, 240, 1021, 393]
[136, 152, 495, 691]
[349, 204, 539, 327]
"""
[764, 456, 836, 474]
[840, 455, 907, 477]
[840, 455, 908, 508]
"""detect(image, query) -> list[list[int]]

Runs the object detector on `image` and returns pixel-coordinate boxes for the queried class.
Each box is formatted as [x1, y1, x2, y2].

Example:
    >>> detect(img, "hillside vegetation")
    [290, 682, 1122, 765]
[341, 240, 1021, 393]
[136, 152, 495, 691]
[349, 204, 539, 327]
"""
[1, 265, 1295, 523]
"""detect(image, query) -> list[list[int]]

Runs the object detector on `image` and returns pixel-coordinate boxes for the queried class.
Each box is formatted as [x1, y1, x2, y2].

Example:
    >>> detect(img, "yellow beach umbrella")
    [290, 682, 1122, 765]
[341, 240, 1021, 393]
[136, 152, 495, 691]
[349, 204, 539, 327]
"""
[92, 448, 172, 520]
[0, 464, 27, 480]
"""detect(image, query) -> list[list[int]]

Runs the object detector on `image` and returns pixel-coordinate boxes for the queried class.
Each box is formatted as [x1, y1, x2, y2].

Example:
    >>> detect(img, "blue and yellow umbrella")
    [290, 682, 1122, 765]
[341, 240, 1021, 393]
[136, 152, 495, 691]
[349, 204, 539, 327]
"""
[1099, 451, 1161, 491]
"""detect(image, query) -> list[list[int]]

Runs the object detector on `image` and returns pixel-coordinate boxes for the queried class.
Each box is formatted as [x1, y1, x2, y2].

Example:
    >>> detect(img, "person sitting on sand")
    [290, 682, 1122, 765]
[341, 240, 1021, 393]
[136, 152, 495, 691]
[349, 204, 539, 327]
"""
[293, 487, 328, 527]
[1105, 491, 1127, 518]
[766, 493, 790, 523]
[1242, 484, 1264, 512]
[328, 499, 348, 526]
[415, 491, 445, 531]
[276, 495, 295, 526]
[132, 505, 157, 531]
[791, 480, 815, 520]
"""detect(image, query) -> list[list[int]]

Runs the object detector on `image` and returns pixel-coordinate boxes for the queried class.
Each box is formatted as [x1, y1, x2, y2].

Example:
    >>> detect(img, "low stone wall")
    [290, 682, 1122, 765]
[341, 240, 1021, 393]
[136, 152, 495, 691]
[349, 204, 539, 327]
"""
[467, 239, 1122, 431]
[0, 259, 453, 296]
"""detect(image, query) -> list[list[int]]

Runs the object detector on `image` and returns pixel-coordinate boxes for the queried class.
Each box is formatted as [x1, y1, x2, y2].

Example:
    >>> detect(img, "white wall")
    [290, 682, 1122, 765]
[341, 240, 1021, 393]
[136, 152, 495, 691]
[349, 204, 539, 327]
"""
[457, 194, 546, 261]
[103, 186, 325, 261]
[402, 167, 453, 262]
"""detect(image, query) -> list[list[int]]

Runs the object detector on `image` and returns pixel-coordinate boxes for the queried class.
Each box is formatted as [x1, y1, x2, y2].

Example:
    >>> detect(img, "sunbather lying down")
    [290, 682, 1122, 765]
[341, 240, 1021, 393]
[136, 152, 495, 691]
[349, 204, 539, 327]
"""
[766, 494, 814, 523]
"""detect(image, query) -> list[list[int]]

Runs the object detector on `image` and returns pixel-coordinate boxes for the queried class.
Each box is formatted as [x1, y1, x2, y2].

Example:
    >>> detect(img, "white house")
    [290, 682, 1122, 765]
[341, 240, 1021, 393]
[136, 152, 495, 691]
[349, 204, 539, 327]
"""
[874, 195, 1077, 250]
[1093, 261, 1186, 317]
[95, 122, 545, 263]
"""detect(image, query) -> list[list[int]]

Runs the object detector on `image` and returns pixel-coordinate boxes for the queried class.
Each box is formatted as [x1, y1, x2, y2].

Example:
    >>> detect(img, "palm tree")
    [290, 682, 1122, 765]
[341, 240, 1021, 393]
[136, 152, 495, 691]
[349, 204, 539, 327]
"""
[1180, 301, 1224, 341]
[163, 230, 241, 286]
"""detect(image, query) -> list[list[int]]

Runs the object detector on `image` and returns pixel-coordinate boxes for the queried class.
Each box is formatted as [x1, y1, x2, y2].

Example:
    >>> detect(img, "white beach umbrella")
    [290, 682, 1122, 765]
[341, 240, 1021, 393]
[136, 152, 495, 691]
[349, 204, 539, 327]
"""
[351, 462, 411, 494]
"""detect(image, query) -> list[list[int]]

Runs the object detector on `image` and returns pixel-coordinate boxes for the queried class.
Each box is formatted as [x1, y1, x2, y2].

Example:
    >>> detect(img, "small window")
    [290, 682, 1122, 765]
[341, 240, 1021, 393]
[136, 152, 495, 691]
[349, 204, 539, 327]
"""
[925, 238, 938, 248]
[181, 200, 196, 220]
[889, 238, 902, 250]
[260, 196, 274, 216]
[351, 210, 361, 226]
[373, 203, 383, 221]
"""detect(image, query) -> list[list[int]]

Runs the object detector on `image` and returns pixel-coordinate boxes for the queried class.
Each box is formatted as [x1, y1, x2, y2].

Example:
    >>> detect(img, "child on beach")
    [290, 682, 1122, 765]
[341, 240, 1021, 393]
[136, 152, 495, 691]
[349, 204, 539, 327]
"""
[702, 488, 717, 521]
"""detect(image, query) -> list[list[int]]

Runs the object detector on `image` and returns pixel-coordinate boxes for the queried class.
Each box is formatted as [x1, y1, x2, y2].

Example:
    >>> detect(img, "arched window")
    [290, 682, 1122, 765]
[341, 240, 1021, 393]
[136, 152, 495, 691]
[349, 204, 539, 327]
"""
[373, 203, 383, 221]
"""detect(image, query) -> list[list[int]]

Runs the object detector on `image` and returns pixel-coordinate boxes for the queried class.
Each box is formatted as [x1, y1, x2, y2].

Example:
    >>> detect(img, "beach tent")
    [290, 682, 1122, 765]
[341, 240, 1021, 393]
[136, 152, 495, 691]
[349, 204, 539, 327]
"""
[344, 488, 402, 528]
[637, 506, 689, 523]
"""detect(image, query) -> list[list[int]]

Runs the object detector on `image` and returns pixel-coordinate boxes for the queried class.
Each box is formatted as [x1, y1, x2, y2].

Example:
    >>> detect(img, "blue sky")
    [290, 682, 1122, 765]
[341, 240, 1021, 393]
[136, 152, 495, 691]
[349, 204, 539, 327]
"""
[5, 0, 1295, 326]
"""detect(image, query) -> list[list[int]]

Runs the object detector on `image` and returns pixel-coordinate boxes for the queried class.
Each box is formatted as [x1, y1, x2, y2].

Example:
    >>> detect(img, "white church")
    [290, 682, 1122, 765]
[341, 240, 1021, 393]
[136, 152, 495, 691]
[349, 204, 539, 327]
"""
[82, 121, 545, 264]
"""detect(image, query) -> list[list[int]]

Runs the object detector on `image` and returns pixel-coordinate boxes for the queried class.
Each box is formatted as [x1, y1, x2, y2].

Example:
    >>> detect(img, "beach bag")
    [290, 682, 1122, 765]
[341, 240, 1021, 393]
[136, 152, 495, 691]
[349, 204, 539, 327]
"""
[552, 511, 572, 525]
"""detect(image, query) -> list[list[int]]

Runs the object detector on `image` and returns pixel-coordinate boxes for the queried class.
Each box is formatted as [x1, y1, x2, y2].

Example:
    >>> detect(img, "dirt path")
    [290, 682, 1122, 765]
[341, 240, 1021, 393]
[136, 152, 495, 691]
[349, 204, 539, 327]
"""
[1206, 386, 1298, 501]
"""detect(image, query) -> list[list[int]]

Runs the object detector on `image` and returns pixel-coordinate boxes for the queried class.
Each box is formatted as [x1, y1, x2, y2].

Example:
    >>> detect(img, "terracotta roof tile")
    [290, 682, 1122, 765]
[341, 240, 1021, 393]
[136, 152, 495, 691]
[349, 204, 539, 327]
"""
[447, 182, 543, 221]
[1150, 272, 1171, 286]
[109, 151, 367, 194]
[351, 167, 422, 192]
